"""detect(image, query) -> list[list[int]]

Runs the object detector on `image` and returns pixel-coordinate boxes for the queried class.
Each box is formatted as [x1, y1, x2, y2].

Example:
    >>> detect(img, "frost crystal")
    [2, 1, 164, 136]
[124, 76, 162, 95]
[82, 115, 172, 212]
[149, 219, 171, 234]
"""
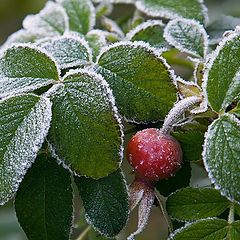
[203, 29, 240, 112]
[0, 44, 60, 98]
[136, 0, 208, 25]
[164, 18, 208, 58]
[23, 1, 69, 37]
[0, 94, 52, 205]
[41, 34, 92, 69]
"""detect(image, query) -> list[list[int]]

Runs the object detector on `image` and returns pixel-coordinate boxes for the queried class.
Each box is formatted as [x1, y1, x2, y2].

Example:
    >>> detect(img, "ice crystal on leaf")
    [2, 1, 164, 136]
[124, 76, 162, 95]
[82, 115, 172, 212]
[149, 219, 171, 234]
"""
[57, 0, 95, 34]
[41, 34, 92, 69]
[0, 45, 60, 98]
[48, 69, 123, 179]
[0, 94, 52, 205]
[23, 1, 69, 38]
[164, 18, 208, 58]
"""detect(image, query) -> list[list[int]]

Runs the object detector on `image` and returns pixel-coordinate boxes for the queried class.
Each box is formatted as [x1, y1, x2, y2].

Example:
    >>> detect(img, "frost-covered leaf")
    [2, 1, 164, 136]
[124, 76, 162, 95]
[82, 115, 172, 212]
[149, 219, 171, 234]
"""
[172, 130, 204, 162]
[203, 114, 240, 204]
[155, 161, 191, 197]
[41, 35, 92, 69]
[164, 18, 208, 58]
[57, 0, 95, 34]
[126, 20, 168, 49]
[207, 15, 240, 45]
[0, 45, 59, 98]
[97, 41, 177, 123]
[229, 221, 240, 239]
[0, 94, 52, 205]
[15, 154, 73, 240]
[167, 188, 230, 221]
[48, 70, 123, 178]
[204, 31, 240, 112]
[170, 218, 229, 240]
[136, 0, 208, 24]
[0, 29, 37, 51]
[23, 2, 69, 37]
[86, 30, 107, 62]
[75, 170, 129, 237]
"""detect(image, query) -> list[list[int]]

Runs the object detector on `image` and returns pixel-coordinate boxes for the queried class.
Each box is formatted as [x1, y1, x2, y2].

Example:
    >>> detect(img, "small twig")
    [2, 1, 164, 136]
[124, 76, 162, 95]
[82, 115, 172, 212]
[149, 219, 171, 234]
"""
[76, 225, 91, 240]
[154, 189, 173, 233]
[161, 96, 202, 134]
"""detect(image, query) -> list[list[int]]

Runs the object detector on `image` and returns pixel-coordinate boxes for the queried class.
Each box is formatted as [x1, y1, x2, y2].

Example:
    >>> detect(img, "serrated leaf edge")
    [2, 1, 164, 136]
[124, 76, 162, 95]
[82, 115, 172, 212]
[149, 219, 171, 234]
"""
[202, 29, 240, 112]
[56, 0, 96, 33]
[126, 19, 165, 41]
[83, 170, 130, 238]
[47, 68, 124, 179]
[41, 32, 93, 67]
[135, 0, 209, 25]
[0, 93, 52, 205]
[167, 187, 230, 222]
[164, 17, 209, 58]
[168, 217, 228, 240]
[23, 1, 69, 37]
[202, 113, 240, 204]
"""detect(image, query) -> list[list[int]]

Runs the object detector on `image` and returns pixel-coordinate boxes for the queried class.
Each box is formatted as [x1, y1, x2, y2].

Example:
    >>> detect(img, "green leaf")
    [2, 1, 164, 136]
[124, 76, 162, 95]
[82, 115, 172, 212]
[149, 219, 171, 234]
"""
[48, 70, 123, 178]
[205, 31, 240, 112]
[41, 34, 92, 69]
[0, 45, 59, 98]
[203, 114, 240, 204]
[169, 218, 229, 240]
[167, 188, 230, 221]
[57, 0, 95, 34]
[86, 30, 107, 62]
[23, 2, 69, 37]
[15, 154, 73, 240]
[172, 130, 204, 162]
[75, 170, 129, 238]
[207, 15, 240, 44]
[155, 161, 191, 197]
[0, 94, 52, 205]
[136, 0, 208, 24]
[164, 18, 208, 58]
[235, 204, 240, 216]
[126, 20, 168, 49]
[229, 221, 240, 239]
[97, 42, 177, 123]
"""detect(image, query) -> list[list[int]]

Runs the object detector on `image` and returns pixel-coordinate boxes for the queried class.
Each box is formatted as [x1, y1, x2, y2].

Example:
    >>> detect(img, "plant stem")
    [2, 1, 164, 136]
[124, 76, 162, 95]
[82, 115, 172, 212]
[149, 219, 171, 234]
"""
[228, 203, 235, 224]
[76, 225, 91, 240]
[161, 96, 202, 134]
[154, 189, 173, 233]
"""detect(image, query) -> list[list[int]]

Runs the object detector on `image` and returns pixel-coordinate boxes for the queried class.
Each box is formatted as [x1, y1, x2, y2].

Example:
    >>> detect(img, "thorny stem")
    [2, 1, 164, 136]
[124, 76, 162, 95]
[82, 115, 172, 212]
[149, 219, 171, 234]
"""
[154, 189, 173, 233]
[161, 96, 202, 134]
[228, 203, 235, 224]
[76, 225, 91, 240]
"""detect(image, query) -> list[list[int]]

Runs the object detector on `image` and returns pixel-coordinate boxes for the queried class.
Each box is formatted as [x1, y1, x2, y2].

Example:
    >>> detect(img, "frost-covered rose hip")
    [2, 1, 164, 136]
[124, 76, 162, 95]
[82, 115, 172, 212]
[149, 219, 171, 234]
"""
[127, 128, 182, 182]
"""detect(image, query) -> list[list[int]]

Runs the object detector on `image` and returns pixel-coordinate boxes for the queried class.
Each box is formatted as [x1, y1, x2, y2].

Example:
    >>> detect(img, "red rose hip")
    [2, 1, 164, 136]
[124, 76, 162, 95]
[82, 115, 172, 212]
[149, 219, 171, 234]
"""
[126, 128, 182, 182]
